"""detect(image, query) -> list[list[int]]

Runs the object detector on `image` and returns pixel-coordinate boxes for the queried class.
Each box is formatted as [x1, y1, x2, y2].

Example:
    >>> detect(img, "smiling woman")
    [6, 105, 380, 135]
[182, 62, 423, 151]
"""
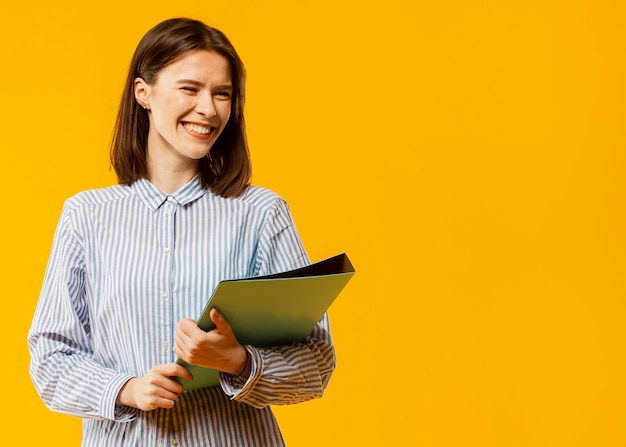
[27, 17, 335, 447]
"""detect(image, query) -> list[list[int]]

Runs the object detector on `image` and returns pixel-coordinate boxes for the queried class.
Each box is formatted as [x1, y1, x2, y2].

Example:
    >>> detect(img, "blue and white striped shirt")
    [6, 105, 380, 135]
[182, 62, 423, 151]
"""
[28, 177, 335, 446]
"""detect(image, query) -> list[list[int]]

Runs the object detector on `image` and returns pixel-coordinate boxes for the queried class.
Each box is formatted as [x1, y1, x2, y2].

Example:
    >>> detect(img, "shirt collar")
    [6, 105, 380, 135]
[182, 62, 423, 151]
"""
[131, 176, 208, 212]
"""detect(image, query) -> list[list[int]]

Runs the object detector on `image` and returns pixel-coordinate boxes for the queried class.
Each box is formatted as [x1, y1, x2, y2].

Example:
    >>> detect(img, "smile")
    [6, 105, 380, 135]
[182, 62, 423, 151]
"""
[183, 123, 211, 135]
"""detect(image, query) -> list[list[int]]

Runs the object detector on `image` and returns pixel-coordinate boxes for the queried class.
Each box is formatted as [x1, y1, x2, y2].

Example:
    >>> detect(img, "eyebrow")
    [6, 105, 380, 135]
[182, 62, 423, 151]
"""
[176, 79, 233, 90]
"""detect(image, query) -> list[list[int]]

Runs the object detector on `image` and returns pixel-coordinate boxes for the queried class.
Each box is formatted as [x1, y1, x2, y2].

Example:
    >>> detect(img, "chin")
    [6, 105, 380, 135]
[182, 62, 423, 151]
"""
[183, 148, 213, 160]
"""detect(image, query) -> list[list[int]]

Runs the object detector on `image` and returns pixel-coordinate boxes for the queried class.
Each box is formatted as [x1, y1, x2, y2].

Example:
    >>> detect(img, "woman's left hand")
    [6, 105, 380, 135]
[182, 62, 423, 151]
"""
[174, 309, 249, 375]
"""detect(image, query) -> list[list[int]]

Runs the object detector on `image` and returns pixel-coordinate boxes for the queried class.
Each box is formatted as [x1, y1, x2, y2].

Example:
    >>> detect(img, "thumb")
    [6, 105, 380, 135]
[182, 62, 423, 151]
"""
[209, 308, 232, 333]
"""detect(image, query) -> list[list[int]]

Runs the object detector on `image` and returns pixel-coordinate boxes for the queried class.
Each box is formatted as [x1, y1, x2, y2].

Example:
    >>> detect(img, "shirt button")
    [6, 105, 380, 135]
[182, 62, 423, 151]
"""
[164, 247, 171, 254]
[172, 440, 179, 446]
[162, 291, 169, 298]
[162, 341, 170, 349]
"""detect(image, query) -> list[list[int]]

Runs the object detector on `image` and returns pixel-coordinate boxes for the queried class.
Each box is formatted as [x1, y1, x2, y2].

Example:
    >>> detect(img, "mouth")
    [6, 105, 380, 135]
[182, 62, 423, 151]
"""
[182, 122, 212, 136]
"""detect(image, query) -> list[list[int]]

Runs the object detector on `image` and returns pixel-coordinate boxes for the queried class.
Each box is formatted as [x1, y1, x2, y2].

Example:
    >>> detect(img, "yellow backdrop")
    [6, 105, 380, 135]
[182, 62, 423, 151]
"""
[3, 1, 626, 445]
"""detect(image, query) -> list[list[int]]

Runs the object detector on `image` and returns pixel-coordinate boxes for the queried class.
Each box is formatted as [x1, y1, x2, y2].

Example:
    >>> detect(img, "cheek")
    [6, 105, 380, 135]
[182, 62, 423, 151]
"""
[150, 110, 172, 133]
[152, 97, 192, 127]
[219, 103, 232, 125]
[155, 94, 192, 114]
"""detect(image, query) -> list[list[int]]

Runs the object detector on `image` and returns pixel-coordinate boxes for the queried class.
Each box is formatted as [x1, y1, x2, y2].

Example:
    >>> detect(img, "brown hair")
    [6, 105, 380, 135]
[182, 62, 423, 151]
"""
[110, 18, 251, 198]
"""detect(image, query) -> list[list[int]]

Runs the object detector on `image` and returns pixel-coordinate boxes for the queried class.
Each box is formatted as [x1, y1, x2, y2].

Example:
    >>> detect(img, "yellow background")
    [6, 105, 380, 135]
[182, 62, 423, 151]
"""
[2, 0, 626, 445]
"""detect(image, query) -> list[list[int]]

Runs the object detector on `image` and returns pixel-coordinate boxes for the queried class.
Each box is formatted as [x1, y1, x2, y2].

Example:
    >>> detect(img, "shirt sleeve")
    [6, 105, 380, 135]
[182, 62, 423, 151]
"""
[219, 198, 336, 408]
[27, 202, 137, 421]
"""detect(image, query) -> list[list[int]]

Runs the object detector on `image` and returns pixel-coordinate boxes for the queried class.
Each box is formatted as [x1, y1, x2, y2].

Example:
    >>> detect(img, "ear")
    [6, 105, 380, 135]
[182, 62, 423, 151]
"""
[134, 77, 151, 110]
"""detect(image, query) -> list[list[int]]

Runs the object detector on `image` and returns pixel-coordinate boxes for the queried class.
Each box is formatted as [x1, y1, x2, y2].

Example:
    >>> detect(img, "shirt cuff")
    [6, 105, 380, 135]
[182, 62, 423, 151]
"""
[101, 374, 138, 421]
[219, 346, 261, 400]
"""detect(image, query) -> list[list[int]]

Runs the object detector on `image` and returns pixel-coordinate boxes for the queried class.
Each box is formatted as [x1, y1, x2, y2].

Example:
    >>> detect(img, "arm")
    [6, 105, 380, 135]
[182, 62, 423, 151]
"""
[28, 203, 135, 420]
[220, 198, 336, 408]
[28, 203, 196, 418]
[222, 314, 335, 408]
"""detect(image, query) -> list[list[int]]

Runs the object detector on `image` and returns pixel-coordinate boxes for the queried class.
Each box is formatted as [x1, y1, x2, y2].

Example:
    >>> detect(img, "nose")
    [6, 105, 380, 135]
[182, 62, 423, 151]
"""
[196, 93, 217, 117]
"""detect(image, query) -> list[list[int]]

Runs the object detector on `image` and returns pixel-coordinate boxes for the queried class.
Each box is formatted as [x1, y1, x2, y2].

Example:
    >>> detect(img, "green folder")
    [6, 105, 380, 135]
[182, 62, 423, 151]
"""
[176, 253, 355, 391]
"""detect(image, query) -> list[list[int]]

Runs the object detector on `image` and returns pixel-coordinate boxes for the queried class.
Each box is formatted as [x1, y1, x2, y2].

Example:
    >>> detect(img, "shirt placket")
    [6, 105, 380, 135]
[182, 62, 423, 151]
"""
[159, 195, 178, 364]
[156, 194, 182, 447]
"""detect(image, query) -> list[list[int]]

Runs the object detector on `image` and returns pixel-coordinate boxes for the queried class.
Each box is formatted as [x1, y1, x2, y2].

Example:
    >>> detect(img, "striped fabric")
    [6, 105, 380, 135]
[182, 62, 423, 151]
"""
[28, 177, 335, 447]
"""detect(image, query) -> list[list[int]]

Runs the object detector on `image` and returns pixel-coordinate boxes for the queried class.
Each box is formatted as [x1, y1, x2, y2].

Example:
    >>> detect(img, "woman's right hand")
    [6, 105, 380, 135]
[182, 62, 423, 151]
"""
[116, 363, 193, 411]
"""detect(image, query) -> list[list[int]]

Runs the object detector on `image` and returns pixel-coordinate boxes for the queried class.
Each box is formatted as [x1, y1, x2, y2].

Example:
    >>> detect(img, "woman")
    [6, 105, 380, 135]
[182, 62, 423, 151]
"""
[28, 17, 335, 446]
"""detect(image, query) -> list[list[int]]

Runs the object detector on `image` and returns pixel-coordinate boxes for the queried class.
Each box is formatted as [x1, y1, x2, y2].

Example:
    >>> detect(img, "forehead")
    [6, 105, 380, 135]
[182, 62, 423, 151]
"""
[156, 49, 232, 85]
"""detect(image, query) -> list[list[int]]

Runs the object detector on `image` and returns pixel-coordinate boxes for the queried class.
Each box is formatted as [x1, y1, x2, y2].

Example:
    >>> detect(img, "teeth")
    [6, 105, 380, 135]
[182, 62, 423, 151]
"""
[184, 123, 211, 135]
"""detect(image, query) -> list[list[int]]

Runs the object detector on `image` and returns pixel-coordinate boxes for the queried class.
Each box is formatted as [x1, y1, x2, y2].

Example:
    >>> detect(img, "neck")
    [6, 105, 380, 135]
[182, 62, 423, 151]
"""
[146, 153, 199, 194]
[148, 169, 197, 194]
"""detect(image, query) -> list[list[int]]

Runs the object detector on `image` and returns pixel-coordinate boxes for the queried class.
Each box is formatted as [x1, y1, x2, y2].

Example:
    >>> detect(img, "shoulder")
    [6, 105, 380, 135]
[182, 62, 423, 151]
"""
[236, 185, 288, 212]
[235, 186, 298, 232]
[53, 185, 132, 241]
[63, 184, 132, 212]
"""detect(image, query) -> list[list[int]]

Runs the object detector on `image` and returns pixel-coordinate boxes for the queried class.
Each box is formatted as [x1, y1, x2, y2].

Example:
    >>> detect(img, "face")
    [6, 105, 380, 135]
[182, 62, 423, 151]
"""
[135, 49, 233, 171]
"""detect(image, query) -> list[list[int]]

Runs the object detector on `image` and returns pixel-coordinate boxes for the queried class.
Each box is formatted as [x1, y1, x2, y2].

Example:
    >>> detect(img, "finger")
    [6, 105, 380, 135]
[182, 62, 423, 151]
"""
[156, 386, 184, 401]
[174, 320, 200, 353]
[173, 328, 191, 353]
[176, 318, 198, 337]
[153, 368, 192, 393]
[155, 362, 194, 381]
[209, 308, 232, 334]
[170, 364, 194, 382]
[149, 394, 180, 410]
[172, 342, 192, 364]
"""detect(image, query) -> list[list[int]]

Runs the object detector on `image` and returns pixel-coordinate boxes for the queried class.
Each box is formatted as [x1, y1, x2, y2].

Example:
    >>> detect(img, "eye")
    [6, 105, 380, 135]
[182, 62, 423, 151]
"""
[215, 91, 232, 100]
[180, 86, 197, 93]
